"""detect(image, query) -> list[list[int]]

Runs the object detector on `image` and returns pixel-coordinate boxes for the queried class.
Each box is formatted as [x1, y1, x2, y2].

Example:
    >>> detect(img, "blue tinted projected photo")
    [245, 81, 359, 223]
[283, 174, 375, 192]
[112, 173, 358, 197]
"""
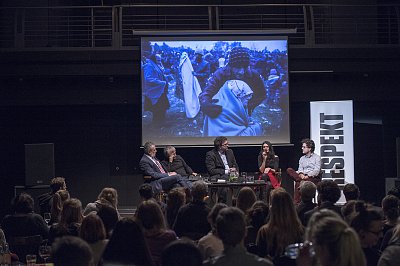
[141, 38, 289, 146]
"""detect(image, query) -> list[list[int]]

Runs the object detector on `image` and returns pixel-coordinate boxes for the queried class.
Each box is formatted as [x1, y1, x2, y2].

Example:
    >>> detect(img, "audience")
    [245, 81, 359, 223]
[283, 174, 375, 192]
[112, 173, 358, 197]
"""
[136, 200, 177, 266]
[204, 207, 273, 266]
[297, 215, 366, 266]
[1, 193, 49, 240]
[96, 204, 119, 239]
[197, 203, 227, 260]
[296, 181, 317, 226]
[173, 181, 211, 240]
[236, 186, 257, 214]
[244, 201, 269, 250]
[343, 183, 360, 201]
[162, 240, 203, 266]
[303, 179, 342, 225]
[50, 189, 70, 225]
[101, 217, 154, 266]
[38, 177, 67, 216]
[378, 221, 400, 266]
[381, 195, 399, 235]
[48, 198, 83, 245]
[350, 201, 383, 266]
[52, 236, 93, 266]
[165, 187, 186, 228]
[256, 188, 303, 265]
[79, 213, 108, 266]
[83, 187, 119, 217]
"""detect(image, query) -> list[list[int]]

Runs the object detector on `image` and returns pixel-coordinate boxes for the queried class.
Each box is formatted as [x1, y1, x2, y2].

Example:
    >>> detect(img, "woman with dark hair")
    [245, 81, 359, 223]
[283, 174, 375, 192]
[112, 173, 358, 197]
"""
[101, 217, 154, 266]
[1, 193, 49, 240]
[48, 198, 83, 244]
[136, 200, 177, 266]
[236, 186, 257, 214]
[244, 201, 269, 248]
[381, 195, 399, 235]
[79, 213, 108, 266]
[165, 187, 186, 228]
[257, 188, 304, 265]
[350, 201, 383, 266]
[258, 141, 280, 192]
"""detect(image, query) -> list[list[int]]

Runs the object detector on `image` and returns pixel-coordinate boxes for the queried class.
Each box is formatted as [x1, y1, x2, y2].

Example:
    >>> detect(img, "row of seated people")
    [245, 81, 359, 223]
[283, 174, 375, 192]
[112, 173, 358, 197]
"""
[2, 173, 400, 266]
[139, 137, 322, 204]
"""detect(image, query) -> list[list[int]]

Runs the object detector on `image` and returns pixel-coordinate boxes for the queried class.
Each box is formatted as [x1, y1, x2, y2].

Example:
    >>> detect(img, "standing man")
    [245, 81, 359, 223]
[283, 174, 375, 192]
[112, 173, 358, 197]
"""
[287, 138, 321, 204]
[205, 137, 239, 203]
[139, 141, 191, 194]
[192, 48, 210, 90]
[199, 46, 266, 118]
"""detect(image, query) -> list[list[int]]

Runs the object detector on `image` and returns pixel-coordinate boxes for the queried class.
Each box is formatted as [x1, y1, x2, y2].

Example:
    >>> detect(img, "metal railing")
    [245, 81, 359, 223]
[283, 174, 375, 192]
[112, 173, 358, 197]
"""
[0, 4, 399, 50]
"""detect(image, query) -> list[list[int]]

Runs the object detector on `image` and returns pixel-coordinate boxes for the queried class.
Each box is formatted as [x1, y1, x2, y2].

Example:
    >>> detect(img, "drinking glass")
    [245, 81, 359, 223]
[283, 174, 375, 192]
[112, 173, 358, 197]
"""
[43, 213, 51, 225]
[39, 244, 51, 263]
[284, 242, 315, 259]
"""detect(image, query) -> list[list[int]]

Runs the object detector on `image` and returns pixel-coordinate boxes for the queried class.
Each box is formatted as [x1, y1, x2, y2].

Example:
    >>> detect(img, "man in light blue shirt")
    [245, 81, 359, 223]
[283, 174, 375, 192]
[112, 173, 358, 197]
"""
[287, 138, 321, 204]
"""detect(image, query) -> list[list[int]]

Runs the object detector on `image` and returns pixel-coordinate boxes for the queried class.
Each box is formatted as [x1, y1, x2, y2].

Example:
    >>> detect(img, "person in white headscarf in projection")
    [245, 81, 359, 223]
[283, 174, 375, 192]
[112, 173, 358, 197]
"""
[179, 52, 202, 119]
[203, 80, 262, 136]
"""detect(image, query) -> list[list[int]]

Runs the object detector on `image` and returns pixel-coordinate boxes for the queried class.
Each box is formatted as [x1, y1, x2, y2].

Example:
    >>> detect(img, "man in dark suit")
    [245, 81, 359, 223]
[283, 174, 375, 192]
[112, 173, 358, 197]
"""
[139, 141, 191, 194]
[205, 136, 239, 203]
[206, 136, 239, 181]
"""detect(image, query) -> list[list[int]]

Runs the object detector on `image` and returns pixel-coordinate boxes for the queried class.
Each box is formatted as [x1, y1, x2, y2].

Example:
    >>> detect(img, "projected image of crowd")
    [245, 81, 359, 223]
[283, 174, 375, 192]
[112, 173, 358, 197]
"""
[141, 40, 289, 138]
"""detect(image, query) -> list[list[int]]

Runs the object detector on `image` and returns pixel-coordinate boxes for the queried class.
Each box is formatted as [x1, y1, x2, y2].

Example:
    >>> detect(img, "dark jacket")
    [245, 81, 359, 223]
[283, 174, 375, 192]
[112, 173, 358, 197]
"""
[205, 148, 239, 179]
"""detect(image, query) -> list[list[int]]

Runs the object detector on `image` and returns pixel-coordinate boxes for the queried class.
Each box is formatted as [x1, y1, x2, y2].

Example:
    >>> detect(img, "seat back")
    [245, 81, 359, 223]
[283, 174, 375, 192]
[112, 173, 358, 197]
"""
[8, 235, 43, 263]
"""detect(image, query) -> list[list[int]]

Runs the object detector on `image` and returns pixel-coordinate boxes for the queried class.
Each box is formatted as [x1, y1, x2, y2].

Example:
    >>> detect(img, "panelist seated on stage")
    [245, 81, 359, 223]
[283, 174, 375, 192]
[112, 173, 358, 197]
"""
[161, 145, 198, 178]
[258, 141, 280, 189]
[139, 141, 192, 194]
[286, 138, 321, 204]
[205, 136, 239, 182]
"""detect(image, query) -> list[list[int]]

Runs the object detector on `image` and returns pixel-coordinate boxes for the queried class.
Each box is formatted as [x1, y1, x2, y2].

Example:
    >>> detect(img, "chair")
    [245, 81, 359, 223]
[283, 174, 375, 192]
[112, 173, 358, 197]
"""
[8, 235, 43, 263]
[143, 175, 167, 202]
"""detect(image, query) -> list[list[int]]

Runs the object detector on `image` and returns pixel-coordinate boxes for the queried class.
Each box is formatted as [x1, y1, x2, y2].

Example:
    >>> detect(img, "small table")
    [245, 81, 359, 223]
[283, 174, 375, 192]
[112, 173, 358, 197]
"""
[206, 180, 266, 206]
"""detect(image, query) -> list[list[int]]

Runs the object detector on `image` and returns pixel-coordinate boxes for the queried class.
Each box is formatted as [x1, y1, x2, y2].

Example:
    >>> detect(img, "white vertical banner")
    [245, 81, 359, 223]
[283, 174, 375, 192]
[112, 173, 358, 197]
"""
[310, 101, 354, 202]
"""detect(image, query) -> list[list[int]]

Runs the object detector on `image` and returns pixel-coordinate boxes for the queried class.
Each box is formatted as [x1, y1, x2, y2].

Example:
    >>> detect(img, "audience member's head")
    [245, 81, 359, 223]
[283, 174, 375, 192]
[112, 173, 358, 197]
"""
[136, 200, 166, 232]
[191, 181, 208, 202]
[97, 187, 118, 209]
[382, 194, 400, 223]
[12, 193, 34, 214]
[299, 181, 316, 202]
[236, 186, 257, 214]
[102, 218, 153, 265]
[305, 209, 344, 241]
[59, 198, 83, 225]
[207, 203, 228, 232]
[246, 201, 269, 229]
[139, 183, 154, 201]
[50, 177, 67, 194]
[166, 188, 186, 227]
[97, 204, 119, 238]
[350, 201, 383, 248]
[387, 187, 400, 199]
[317, 180, 341, 204]
[79, 213, 106, 244]
[161, 240, 203, 266]
[341, 200, 357, 225]
[51, 189, 70, 223]
[310, 216, 366, 266]
[216, 207, 246, 247]
[343, 183, 360, 201]
[52, 236, 93, 266]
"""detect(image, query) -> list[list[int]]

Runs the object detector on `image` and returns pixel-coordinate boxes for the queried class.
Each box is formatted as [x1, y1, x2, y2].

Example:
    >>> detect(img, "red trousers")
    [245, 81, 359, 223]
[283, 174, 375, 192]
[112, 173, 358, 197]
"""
[287, 168, 320, 204]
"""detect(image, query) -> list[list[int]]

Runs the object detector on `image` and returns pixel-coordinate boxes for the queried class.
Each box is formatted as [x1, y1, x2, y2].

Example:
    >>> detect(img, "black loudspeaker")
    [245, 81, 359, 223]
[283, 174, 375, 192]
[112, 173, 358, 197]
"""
[25, 143, 55, 186]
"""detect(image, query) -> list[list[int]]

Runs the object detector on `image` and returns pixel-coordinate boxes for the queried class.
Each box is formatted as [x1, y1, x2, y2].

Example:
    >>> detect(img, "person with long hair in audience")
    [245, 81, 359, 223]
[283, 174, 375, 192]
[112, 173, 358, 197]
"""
[79, 213, 108, 266]
[350, 201, 383, 266]
[83, 187, 119, 217]
[297, 215, 366, 266]
[256, 188, 304, 265]
[381, 195, 399, 236]
[197, 203, 227, 260]
[258, 141, 280, 195]
[50, 189, 70, 225]
[236, 186, 257, 214]
[48, 198, 83, 244]
[136, 200, 177, 266]
[101, 217, 154, 266]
